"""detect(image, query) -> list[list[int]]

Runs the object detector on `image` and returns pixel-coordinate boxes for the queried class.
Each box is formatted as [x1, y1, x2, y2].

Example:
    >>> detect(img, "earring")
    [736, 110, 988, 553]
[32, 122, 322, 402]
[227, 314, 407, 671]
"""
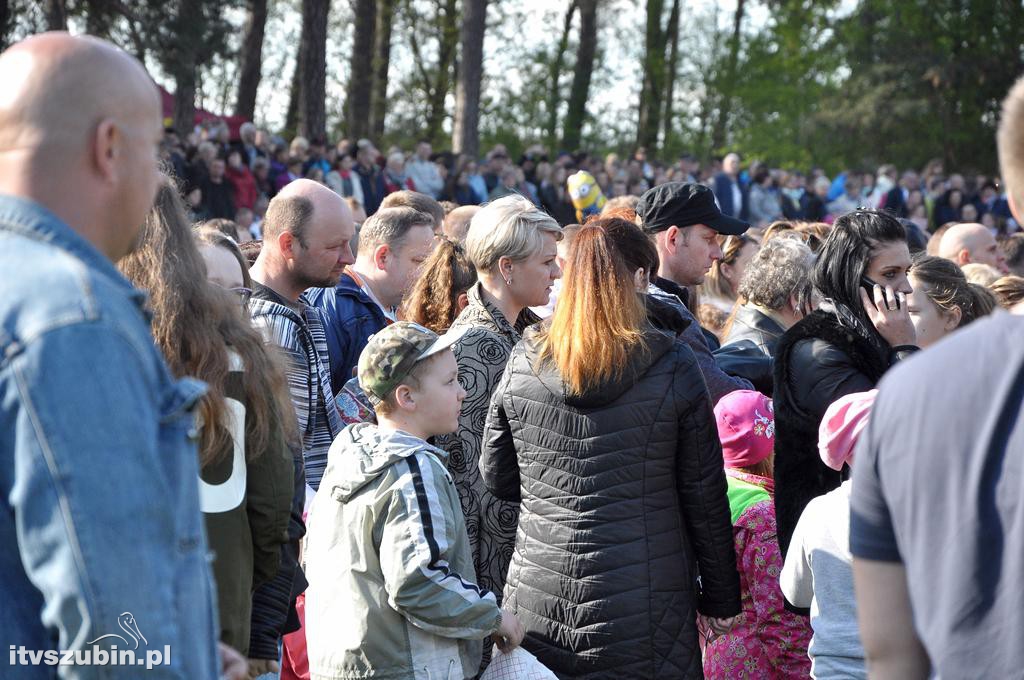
[505, 277, 513, 286]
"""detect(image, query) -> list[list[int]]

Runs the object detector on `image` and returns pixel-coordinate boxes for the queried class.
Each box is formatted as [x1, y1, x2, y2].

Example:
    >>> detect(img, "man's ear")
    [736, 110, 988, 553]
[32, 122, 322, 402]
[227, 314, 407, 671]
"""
[278, 231, 296, 260]
[456, 291, 470, 311]
[92, 118, 119, 184]
[663, 226, 680, 254]
[373, 243, 391, 271]
[958, 249, 972, 266]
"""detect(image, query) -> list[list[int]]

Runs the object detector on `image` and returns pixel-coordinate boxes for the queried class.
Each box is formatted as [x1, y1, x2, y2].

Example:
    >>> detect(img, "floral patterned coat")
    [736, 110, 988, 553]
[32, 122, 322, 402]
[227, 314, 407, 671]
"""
[703, 470, 812, 679]
[434, 283, 538, 604]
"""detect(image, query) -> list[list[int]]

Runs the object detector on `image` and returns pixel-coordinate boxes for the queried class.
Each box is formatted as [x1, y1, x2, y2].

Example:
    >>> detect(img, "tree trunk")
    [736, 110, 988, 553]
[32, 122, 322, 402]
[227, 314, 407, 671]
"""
[562, 0, 597, 151]
[710, 0, 745, 152]
[346, 0, 376, 140]
[369, 0, 395, 138]
[452, 0, 487, 159]
[636, 0, 665, 151]
[0, 0, 12, 52]
[286, 40, 303, 135]
[424, 0, 459, 144]
[297, 0, 330, 140]
[235, 0, 268, 120]
[44, 0, 67, 30]
[173, 67, 197, 138]
[83, 0, 113, 38]
[545, 0, 578, 148]
[661, 0, 680, 147]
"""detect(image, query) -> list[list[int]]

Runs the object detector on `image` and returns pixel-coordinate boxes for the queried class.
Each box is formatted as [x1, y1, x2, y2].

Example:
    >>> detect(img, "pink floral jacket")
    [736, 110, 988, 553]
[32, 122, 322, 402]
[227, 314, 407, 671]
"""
[703, 470, 812, 679]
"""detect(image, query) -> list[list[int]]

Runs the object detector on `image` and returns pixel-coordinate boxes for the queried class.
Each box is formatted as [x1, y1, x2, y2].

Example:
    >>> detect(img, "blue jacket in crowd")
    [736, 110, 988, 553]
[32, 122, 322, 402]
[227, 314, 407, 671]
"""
[0, 196, 220, 678]
[307, 271, 389, 395]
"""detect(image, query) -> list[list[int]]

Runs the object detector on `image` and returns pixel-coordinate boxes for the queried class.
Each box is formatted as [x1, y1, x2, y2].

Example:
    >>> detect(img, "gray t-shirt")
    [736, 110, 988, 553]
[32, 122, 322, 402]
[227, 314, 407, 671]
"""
[781, 482, 866, 679]
[850, 312, 1024, 678]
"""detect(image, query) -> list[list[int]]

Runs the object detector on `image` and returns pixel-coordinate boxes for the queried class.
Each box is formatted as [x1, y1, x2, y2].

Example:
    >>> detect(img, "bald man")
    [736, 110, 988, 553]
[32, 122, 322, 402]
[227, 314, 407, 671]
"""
[443, 205, 480, 243]
[246, 181, 354, 670]
[0, 33, 233, 678]
[938, 222, 1009, 273]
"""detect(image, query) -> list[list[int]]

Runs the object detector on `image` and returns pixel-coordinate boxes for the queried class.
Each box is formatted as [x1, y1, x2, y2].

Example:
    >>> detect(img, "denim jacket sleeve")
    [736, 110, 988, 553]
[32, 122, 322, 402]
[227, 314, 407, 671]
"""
[2, 321, 220, 678]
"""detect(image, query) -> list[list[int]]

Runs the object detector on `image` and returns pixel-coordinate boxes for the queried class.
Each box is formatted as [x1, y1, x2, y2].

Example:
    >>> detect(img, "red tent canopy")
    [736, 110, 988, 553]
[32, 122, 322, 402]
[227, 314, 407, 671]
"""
[159, 85, 249, 140]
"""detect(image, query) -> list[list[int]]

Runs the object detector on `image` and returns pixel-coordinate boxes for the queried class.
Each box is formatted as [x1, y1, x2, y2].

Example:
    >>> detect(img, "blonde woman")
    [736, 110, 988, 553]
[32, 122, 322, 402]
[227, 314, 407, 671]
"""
[435, 195, 562, 609]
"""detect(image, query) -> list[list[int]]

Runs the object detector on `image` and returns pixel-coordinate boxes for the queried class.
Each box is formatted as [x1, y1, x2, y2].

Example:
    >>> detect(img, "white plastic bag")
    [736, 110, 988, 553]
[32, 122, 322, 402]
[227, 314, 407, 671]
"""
[480, 646, 559, 680]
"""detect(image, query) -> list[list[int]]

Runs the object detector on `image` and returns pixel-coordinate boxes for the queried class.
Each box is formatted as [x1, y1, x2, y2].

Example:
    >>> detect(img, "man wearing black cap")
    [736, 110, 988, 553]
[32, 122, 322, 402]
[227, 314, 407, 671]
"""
[636, 182, 754, 403]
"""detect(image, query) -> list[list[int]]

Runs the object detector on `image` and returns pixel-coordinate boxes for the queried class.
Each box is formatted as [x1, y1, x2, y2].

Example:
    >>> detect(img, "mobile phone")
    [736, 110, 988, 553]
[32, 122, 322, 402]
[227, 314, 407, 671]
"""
[861, 275, 900, 310]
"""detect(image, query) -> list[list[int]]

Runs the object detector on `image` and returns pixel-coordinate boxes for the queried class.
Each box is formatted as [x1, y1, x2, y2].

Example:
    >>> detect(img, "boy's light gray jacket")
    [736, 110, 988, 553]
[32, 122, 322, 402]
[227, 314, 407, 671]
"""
[305, 423, 501, 680]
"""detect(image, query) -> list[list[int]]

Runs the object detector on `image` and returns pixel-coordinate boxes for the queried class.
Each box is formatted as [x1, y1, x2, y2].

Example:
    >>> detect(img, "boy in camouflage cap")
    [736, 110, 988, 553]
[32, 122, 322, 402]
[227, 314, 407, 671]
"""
[303, 321, 525, 679]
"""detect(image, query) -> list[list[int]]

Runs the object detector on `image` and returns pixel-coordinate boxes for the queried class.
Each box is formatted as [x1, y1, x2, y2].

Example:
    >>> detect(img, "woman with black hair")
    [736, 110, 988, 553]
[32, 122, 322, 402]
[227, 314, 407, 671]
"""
[773, 210, 918, 565]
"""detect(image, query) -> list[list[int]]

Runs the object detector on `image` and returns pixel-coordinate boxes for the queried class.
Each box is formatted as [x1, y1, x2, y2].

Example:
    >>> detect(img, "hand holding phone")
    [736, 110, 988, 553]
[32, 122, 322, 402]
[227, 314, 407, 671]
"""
[861, 275, 901, 311]
[859, 276, 916, 346]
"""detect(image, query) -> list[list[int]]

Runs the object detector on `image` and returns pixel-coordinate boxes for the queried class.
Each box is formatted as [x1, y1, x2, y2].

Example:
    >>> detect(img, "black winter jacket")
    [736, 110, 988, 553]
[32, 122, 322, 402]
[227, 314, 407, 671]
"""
[480, 324, 741, 679]
[772, 308, 916, 563]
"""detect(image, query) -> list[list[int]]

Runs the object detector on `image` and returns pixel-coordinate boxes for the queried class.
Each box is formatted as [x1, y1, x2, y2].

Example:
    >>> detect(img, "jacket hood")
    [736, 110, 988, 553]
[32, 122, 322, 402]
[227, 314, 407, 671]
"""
[327, 423, 448, 502]
[521, 322, 677, 409]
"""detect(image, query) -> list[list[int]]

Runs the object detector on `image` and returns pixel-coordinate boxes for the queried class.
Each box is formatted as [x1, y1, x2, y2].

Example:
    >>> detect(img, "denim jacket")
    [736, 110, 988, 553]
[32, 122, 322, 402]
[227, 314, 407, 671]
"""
[0, 196, 220, 678]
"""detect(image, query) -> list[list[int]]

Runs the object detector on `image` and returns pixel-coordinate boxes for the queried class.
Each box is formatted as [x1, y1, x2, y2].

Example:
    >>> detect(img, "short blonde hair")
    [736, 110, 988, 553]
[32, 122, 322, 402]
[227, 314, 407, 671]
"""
[464, 195, 562, 271]
[998, 76, 1024, 216]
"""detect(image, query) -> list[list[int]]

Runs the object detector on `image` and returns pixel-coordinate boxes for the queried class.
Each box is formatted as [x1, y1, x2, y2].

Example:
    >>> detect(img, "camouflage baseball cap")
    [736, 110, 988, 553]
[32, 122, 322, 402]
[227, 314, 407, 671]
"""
[358, 321, 468, 406]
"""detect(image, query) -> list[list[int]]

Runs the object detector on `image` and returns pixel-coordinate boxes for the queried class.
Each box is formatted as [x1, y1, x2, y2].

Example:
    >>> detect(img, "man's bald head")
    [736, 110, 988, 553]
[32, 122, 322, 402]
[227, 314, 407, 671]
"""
[0, 32, 158, 161]
[0, 33, 162, 260]
[940, 222, 1009, 274]
[443, 205, 480, 243]
[264, 178, 354, 246]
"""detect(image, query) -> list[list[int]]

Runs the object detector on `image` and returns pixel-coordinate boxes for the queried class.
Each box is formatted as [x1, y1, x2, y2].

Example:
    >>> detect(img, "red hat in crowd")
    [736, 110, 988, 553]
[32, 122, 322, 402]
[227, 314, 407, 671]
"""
[714, 390, 775, 469]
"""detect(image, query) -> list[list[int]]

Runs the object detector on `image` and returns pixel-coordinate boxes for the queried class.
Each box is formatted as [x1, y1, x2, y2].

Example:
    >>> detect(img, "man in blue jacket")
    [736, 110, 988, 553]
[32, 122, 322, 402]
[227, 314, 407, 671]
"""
[0, 33, 241, 678]
[308, 206, 437, 394]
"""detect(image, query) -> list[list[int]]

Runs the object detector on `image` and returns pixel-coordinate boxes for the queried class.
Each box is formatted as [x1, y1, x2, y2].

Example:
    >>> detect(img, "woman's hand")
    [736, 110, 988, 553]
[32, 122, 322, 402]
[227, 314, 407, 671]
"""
[860, 284, 916, 347]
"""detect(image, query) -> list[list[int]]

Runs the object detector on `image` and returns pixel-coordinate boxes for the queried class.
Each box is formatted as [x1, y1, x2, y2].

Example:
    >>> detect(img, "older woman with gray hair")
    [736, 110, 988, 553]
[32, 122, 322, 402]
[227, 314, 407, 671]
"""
[722, 235, 816, 356]
[435, 195, 562, 608]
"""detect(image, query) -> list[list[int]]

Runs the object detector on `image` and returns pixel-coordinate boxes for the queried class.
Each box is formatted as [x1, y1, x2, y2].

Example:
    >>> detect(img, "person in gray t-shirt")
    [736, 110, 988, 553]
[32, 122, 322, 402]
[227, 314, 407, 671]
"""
[850, 313, 1024, 679]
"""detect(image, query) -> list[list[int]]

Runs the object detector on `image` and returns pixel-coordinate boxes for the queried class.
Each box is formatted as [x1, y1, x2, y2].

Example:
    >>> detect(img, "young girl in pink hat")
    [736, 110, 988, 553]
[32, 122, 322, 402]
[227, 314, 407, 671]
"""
[703, 390, 812, 679]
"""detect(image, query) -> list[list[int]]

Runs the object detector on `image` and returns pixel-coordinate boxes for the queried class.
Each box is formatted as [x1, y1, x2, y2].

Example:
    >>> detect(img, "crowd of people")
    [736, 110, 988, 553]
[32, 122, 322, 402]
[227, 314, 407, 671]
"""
[5, 30, 1024, 680]
[165, 118, 1020, 249]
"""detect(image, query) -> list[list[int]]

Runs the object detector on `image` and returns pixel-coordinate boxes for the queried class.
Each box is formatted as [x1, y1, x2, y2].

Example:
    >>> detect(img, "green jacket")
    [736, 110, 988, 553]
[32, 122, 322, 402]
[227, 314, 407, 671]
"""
[200, 351, 295, 655]
[305, 423, 502, 680]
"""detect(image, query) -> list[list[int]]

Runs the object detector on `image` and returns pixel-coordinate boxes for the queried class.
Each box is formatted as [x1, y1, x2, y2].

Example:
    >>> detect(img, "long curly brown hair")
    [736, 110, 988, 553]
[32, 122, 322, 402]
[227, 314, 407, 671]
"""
[119, 177, 297, 467]
[402, 237, 477, 333]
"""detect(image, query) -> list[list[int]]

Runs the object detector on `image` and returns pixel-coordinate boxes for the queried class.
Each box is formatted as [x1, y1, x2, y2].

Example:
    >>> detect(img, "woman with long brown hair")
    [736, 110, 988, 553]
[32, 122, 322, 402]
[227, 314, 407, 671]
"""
[119, 178, 296, 659]
[479, 216, 740, 678]
[401, 236, 478, 333]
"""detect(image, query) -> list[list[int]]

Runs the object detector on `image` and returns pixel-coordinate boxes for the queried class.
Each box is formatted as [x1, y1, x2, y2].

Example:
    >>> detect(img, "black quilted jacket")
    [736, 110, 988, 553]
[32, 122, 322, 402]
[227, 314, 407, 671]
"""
[480, 324, 741, 679]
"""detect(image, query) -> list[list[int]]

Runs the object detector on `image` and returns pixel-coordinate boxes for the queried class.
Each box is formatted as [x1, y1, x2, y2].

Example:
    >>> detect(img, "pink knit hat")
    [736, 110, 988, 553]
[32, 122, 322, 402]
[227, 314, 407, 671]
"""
[818, 390, 878, 471]
[714, 390, 775, 468]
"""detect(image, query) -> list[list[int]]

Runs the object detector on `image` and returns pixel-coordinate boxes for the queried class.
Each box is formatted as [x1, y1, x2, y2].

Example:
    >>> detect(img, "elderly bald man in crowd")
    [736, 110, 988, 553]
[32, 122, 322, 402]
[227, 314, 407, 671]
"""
[939, 222, 1010, 274]
[0, 33, 247, 679]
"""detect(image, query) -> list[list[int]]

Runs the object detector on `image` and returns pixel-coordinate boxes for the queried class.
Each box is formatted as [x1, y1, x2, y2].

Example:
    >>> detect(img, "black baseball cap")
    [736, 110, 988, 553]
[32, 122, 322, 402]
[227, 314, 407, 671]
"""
[636, 182, 750, 236]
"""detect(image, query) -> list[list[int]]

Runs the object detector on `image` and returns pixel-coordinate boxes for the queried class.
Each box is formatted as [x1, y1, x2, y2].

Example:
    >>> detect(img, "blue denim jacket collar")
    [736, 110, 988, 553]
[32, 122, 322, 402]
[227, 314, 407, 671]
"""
[0, 194, 148, 313]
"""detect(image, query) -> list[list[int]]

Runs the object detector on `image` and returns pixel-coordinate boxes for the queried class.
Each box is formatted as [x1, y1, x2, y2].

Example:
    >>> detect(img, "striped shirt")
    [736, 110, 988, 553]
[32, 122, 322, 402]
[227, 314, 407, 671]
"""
[250, 282, 342, 491]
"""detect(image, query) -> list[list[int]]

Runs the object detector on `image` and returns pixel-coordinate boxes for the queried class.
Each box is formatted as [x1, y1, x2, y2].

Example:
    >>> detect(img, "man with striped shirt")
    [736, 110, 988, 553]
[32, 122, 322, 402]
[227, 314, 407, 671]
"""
[246, 178, 355, 672]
